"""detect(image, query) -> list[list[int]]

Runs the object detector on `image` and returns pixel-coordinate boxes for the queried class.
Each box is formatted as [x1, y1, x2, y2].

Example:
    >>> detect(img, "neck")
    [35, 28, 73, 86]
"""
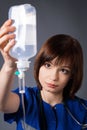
[41, 89, 63, 107]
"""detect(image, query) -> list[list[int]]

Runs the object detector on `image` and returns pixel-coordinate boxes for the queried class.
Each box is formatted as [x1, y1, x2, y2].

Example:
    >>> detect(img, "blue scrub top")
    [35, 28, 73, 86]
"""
[4, 87, 87, 130]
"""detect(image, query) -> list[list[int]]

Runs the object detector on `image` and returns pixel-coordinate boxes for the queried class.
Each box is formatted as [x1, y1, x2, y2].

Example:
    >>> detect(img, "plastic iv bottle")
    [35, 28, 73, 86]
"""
[8, 4, 37, 93]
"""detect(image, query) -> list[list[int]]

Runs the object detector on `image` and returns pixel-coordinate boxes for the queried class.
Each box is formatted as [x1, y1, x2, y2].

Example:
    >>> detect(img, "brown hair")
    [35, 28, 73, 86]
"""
[34, 34, 83, 99]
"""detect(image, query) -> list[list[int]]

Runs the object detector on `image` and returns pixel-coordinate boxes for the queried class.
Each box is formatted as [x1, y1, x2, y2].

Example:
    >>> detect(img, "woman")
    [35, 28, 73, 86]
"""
[0, 19, 87, 130]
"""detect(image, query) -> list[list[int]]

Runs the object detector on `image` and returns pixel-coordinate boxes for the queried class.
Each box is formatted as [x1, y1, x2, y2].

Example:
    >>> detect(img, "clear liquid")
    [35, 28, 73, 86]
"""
[10, 24, 37, 60]
[10, 44, 36, 60]
[15, 24, 36, 45]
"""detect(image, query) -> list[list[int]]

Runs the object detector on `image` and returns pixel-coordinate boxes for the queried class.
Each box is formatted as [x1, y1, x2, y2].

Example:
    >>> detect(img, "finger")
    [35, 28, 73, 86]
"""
[0, 33, 15, 49]
[0, 26, 16, 38]
[3, 39, 16, 53]
[0, 19, 13, 29]
[0, 19, 16, 38]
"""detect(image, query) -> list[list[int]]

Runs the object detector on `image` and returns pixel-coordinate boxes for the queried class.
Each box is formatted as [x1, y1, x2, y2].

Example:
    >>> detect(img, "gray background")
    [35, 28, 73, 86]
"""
[0, 0, 87, 130]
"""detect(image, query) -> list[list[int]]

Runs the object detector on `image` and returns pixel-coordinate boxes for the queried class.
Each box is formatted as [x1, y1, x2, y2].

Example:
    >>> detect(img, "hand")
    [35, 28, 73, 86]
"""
[0, 19, 17, 70]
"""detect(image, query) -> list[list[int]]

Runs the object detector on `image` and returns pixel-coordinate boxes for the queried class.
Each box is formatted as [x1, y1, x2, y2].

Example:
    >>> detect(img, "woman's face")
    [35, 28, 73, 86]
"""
[39, 58, 72, 95]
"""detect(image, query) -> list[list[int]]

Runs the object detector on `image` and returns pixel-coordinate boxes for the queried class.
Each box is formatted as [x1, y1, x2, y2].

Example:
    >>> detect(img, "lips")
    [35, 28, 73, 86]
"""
[46, 83, 58, 88]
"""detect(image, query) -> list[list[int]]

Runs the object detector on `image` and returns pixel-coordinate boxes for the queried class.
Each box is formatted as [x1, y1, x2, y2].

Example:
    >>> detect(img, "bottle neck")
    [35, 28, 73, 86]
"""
[16, 60, 31, 71]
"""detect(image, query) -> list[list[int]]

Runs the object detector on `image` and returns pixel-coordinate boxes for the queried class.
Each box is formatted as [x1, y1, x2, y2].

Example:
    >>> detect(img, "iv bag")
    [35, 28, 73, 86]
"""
[8, 4, 37, 70]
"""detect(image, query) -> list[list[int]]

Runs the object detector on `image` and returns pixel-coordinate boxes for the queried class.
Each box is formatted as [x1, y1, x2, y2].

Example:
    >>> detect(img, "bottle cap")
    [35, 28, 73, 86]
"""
[16, 60, 31, 71]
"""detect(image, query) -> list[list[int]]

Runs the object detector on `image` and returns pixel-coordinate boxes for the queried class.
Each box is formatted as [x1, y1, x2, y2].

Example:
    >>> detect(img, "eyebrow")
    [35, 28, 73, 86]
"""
[60, 65, 71, 69]
[47, 60, 72, 69]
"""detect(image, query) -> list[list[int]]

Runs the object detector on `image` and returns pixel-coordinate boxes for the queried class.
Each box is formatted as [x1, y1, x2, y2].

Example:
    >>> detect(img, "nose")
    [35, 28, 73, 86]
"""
[49, 68, 58, 81]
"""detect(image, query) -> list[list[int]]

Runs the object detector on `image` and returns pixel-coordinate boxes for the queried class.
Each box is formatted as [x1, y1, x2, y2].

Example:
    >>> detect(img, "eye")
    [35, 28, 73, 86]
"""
[44, 62, 51, 68]
[60, 68, 70, 74]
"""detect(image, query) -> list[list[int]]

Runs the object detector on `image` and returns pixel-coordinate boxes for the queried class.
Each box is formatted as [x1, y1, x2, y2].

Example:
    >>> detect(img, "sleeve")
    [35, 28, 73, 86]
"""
[4, 87, 37, 124]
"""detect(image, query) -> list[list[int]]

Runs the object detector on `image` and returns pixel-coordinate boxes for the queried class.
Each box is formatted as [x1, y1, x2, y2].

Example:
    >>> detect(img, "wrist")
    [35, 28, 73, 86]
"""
[3, 62, 17, 74]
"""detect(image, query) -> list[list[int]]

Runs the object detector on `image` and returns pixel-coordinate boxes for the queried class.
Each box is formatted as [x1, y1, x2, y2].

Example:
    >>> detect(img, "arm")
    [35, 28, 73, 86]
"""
[0, 19, 20, 113]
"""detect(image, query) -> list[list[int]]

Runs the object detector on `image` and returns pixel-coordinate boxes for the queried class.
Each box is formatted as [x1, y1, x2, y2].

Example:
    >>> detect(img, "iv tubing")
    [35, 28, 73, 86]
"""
[21, 93, 26, 130]
[18, 72, 26, 130]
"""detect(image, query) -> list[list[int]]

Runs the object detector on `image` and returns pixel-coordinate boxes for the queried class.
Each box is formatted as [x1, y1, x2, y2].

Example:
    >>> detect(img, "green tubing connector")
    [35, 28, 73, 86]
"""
[15, 70, 20, 76]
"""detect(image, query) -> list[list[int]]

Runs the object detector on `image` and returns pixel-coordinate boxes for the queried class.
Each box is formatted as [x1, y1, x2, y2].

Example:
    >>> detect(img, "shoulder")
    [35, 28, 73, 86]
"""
[64, 96, 87, 127]
[13, 86, 40, 111]
[25, 86, 39, 96]
[65, 96, 87, 121]
[65, 96, 87, 110]
[13, 86, 39, 95]
[76, 96, 87, 109]
[12, 86, 39, 102]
